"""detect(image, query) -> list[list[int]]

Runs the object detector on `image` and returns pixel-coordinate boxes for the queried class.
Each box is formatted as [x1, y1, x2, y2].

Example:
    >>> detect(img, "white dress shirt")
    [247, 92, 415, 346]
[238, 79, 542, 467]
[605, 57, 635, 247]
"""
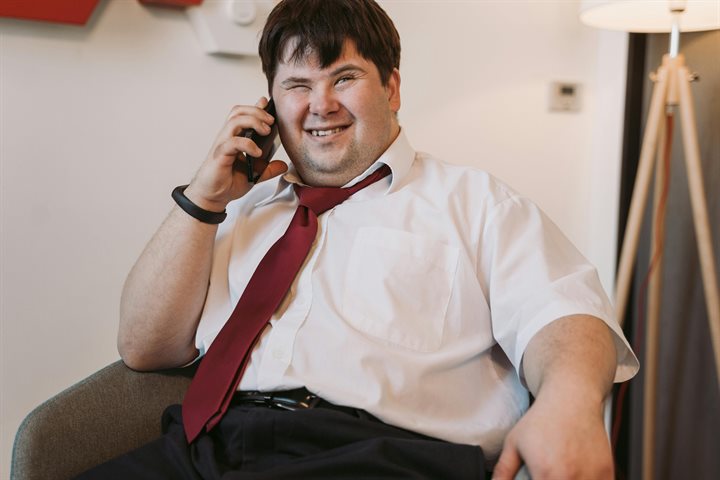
[195, 130, 639, 461]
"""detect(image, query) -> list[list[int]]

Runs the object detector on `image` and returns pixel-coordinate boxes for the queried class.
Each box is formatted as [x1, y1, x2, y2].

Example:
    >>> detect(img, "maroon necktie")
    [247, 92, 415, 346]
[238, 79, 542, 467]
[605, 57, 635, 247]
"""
[182, 165, 391, 442]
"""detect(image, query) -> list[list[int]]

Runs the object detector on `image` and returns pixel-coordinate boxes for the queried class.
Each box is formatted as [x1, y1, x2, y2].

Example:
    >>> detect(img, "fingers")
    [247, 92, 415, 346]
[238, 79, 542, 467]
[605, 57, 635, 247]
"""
[213, 97, 277, 161]
[223, 98, 275, 137]
[214, 136, 263, 164]
[211, 100, 276, 169]
[227, 96, 271, 119]
[492, 440, 523, 480]
[218, 113, 273, 143]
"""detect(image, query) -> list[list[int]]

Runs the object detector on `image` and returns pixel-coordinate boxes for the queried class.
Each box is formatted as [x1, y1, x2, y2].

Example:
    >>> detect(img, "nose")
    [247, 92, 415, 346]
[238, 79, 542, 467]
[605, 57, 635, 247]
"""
[308, 85, 339, 116]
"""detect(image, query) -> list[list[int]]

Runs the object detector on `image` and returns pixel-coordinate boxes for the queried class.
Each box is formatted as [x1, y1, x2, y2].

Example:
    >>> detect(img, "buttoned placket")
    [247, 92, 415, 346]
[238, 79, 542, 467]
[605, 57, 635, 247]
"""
[254, 207, 333, 390]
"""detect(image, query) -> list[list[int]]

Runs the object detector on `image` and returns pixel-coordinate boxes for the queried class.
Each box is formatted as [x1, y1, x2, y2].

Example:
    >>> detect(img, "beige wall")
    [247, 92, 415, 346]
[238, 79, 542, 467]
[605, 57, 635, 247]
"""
[0, 1, 627, 476]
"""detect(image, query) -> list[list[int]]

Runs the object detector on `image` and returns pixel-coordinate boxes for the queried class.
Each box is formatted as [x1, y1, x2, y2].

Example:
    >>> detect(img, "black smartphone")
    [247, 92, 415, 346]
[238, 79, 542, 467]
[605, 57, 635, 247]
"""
[235, 99, 281, 183]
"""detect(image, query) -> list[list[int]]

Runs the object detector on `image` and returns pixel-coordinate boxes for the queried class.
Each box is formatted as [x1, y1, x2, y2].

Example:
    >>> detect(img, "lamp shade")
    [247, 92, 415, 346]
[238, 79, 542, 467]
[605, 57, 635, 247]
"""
[580, 0, 720, 32]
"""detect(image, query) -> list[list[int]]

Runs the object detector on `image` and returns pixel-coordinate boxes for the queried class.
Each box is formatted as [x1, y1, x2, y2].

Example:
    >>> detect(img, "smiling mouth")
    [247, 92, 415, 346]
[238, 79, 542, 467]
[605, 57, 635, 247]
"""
[310, 126, 348, 137]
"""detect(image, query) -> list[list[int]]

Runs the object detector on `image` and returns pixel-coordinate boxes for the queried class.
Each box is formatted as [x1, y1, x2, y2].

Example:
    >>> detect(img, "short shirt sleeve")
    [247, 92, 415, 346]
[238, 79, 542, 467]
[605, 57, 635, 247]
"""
[481, 194, 639, 383]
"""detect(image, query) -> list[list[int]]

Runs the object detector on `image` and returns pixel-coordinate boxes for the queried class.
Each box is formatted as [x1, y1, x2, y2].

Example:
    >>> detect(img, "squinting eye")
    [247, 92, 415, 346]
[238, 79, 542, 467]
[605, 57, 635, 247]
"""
[336, 76, 355, 85]
[284, 83, 309, 91]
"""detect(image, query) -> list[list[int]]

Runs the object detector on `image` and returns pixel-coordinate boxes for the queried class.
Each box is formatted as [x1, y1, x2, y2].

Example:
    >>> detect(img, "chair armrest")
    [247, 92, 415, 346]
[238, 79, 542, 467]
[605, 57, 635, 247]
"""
[11, 360, 196, 480]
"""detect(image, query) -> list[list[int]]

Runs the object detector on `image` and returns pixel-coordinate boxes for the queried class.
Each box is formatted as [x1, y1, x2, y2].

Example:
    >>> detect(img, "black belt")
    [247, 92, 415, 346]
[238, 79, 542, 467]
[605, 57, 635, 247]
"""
[231, 387, 377, 421]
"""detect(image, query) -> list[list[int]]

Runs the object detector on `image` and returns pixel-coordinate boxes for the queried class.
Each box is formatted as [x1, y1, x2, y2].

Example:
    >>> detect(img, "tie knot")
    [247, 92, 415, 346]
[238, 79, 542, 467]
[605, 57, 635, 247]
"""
[294, 185, 351, 215]
[293, 164, 391, 216]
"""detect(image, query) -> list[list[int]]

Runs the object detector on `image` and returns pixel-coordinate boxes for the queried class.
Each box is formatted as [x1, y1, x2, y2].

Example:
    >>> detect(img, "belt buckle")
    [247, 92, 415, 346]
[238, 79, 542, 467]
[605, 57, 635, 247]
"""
[241, 393, 274, 407]
[270, 392, 320, 411]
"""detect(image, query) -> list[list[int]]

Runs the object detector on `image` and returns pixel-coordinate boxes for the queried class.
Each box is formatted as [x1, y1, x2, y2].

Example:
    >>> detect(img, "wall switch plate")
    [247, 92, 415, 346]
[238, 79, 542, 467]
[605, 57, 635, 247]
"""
[187, 1, 277, 56]
[549, 81, 582, 112]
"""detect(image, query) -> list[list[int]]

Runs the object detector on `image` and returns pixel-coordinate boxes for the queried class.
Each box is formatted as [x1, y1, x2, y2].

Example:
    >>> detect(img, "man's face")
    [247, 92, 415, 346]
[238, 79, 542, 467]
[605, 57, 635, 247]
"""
[271, 39, 401, 187]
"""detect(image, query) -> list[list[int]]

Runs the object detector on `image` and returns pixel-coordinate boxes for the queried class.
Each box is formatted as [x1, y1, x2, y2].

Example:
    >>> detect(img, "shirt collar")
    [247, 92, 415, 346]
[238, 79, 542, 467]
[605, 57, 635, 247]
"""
[254, 129, 415, 208]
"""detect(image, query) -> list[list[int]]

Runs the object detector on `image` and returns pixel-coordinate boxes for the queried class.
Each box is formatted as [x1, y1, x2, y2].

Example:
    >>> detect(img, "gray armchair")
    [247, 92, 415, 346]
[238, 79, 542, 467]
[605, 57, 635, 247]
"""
[10, 360, 196, 480]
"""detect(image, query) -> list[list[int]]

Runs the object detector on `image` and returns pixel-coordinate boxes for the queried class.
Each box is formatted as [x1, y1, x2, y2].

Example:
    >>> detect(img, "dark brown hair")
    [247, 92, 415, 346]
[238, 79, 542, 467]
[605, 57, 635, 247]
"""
[258, 0, 401, 90]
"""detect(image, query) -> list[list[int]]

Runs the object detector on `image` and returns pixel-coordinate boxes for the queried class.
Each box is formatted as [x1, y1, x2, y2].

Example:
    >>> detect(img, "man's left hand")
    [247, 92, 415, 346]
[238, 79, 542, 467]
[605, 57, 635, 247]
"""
[492, 390, 613, 479]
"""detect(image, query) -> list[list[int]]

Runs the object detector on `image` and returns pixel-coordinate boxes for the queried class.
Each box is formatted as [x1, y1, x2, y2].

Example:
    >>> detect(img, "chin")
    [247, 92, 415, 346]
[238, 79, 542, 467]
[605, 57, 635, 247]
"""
[301, 152, 346, 174]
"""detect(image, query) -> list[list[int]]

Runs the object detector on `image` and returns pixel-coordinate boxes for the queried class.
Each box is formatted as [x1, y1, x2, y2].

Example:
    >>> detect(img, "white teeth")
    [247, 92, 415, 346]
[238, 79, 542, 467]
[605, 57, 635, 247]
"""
[311, 127, 344, 137]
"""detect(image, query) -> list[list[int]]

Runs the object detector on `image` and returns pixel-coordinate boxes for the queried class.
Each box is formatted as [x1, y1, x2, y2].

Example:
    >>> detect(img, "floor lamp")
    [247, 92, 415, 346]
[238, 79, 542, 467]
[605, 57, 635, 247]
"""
[580, 1, 720, 479]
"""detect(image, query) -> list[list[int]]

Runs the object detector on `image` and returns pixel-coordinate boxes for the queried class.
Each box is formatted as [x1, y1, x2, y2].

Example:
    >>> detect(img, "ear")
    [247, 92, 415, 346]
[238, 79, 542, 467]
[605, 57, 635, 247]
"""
[386, 68, 401, 113]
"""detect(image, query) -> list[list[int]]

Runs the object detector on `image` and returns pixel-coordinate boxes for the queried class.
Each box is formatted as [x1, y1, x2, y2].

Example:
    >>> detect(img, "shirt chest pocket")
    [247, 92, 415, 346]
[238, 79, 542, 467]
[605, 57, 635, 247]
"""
[342, 227, 459, 352]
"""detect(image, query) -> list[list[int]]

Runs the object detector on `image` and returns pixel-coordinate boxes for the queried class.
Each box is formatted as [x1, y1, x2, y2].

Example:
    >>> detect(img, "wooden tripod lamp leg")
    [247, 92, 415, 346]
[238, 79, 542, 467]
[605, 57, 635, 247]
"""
[615, 59, 671, 327]
[676, 64, 720, 387]
[643, 111, 670, 480]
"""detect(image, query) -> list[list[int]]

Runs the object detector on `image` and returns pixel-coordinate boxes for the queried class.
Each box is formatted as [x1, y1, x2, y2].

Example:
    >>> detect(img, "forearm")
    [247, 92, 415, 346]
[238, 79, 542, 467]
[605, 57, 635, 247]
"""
[523, 314, 616, 407]
[494, 315, 618, 479]
[118, 205, 218, 371]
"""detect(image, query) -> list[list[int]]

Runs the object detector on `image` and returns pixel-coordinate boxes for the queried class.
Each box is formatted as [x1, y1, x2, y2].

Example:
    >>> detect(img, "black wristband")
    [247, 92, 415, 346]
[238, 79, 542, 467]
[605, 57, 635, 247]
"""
[171, 185, 227, 224]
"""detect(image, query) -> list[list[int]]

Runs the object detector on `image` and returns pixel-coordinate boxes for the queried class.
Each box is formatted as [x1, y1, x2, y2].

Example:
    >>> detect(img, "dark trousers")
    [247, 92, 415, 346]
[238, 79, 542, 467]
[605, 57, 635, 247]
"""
[75, 403, 486, 479]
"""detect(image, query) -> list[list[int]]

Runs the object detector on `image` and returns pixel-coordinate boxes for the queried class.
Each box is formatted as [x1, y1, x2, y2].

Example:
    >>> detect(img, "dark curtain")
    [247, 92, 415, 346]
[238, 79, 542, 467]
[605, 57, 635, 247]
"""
[617, 29, 720, 479]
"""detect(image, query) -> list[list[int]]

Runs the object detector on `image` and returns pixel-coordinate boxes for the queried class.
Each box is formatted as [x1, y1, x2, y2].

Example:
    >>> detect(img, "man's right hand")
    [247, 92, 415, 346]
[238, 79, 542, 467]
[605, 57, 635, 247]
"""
[184, 97, 288, 213]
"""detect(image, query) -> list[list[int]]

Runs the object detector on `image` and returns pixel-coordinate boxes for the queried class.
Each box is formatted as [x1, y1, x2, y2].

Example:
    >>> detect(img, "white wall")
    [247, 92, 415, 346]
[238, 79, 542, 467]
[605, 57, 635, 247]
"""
[0, 1, 627, 477]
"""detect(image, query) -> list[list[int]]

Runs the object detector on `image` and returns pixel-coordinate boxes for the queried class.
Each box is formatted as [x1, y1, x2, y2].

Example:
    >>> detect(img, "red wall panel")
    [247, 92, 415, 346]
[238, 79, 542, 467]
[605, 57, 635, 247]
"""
[0, 0, 100, 25]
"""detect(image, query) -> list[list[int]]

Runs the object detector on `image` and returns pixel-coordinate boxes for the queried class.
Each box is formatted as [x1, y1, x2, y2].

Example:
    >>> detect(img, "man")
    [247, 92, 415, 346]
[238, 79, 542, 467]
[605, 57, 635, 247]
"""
[90, 0, 638, 478]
